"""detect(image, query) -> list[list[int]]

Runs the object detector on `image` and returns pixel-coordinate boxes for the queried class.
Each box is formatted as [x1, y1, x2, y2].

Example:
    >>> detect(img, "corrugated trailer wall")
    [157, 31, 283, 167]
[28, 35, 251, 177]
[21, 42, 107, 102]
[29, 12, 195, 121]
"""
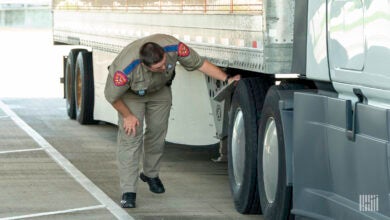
[51, 0, 273, 73]
[52, 0, 262, 14]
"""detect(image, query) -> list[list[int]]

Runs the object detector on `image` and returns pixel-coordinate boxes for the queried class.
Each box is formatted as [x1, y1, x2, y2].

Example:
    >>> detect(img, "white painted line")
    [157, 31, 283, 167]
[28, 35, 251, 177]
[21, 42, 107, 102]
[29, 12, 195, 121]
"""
[0, 100, 133, 220]
[0, 115, 9, 119]
[0, 205, 105, 220]
[0, 148, 43, 155]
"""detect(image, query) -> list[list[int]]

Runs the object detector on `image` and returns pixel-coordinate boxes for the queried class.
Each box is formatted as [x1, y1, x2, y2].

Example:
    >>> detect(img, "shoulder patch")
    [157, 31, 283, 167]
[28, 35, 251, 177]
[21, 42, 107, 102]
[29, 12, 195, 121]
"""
[113, 71, 128, 86]
[178, 42, 190, 57]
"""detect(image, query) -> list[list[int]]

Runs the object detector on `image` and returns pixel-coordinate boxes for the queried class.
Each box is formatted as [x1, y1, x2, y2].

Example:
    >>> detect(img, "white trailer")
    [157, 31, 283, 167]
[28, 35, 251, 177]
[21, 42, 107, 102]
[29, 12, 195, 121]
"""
[53, 0, 268, 146]
[53, 0, 390, 219]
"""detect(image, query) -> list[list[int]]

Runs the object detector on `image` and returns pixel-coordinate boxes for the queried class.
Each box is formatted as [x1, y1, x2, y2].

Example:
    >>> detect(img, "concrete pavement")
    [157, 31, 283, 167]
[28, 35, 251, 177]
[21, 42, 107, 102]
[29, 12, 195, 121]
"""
[0, 99, 130, 220]
[0, 98, 261, 220]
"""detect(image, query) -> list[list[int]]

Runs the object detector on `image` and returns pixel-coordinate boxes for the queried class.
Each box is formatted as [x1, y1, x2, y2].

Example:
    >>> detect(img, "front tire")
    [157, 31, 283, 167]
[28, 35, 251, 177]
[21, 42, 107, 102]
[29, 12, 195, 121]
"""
[257, 85, 293, 220]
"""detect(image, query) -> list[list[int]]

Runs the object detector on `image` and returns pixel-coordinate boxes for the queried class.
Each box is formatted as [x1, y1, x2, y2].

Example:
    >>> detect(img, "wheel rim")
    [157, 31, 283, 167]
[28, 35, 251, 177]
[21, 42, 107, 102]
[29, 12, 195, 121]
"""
[232, 108, 245, 187]
[263, 117, 279, 203]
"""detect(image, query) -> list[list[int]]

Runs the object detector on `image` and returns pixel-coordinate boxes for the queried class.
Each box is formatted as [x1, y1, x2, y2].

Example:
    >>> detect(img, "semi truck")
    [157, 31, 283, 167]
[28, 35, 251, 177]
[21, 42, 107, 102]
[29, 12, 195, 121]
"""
[52, 0, 390, 219]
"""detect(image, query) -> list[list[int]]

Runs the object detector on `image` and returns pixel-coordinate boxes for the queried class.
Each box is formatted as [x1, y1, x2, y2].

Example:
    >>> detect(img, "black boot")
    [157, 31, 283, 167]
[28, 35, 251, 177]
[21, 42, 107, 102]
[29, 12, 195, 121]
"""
[140, 172, 165, 194]
[121, 192, 136, 208]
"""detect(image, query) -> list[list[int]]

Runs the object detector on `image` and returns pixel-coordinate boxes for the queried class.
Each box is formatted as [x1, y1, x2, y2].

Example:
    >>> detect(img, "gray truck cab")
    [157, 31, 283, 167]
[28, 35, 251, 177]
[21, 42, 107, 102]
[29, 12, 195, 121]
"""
[293, 0, 390, 219]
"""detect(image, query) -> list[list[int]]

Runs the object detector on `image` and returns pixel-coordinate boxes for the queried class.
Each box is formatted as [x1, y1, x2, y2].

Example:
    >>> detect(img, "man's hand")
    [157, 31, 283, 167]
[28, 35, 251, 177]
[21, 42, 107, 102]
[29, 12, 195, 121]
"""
[228, 74, 241, 84]
[112, 99, 140, 136]
[123, 114, 140, 136]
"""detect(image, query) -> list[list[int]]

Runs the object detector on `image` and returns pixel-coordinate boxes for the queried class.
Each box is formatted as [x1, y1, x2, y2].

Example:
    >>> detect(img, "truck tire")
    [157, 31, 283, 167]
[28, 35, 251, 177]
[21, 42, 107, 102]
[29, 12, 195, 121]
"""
[227, 77, 273, 214]
[257, 85, 293, 220]
[74, 51, 95, 124]
[65, 49, 86, 119]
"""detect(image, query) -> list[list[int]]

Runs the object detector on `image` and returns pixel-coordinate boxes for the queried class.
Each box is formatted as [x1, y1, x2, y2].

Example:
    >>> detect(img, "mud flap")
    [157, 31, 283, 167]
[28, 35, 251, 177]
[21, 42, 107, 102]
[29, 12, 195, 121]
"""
[211, 81, 237, 163]
[213, 80, 237, 102]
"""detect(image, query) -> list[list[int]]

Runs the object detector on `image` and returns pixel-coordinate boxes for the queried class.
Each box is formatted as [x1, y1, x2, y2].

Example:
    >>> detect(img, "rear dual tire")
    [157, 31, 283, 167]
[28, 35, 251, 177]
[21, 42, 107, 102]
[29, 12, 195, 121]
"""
[64, 49, 95, 124]
[75, 51, 95, 124]
[65, 49, 83, 119]
[227, 77, 273, 214]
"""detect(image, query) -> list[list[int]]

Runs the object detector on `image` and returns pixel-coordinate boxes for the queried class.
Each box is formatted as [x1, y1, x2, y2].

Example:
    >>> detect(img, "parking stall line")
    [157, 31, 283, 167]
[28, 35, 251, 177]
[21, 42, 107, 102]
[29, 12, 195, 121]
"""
[0, 100, 133, 220]
[0, 148, 44, 155]
[0, 205, 106, 220]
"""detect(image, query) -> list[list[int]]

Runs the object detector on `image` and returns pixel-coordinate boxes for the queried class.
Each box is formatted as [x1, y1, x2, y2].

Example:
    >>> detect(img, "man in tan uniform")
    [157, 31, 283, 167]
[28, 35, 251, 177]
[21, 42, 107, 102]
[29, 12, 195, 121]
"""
[104, 34, 240, 208]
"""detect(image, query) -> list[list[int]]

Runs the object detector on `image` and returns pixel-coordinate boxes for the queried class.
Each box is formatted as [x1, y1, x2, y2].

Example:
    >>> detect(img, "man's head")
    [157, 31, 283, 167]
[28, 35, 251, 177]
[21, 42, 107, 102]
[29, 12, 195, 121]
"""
[139, 42, 166, 72]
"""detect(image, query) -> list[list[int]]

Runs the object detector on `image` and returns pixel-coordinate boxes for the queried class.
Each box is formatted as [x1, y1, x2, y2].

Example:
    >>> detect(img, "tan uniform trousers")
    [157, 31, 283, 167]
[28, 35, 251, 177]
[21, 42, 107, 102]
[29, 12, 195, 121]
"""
[117, 86, 172, 193]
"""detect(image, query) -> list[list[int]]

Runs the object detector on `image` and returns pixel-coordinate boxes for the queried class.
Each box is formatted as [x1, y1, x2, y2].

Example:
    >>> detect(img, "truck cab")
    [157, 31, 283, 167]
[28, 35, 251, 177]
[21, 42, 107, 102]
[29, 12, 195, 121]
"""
[291, 1, 390, 219]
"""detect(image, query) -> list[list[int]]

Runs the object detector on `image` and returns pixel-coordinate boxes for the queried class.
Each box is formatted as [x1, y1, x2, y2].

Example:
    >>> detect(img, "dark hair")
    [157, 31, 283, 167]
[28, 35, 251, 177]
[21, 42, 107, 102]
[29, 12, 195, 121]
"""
[139, 42, 165, 67]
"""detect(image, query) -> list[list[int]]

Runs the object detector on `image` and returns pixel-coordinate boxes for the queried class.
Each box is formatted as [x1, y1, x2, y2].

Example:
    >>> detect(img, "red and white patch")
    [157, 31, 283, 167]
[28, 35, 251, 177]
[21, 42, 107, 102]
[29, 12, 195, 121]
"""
[178, 42, 190, 57]
[113, 71, 128, 86]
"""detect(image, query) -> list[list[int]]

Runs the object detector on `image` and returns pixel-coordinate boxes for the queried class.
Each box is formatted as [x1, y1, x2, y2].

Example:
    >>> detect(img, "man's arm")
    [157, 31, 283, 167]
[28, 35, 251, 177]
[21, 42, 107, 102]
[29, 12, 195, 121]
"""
[198, 60, 241, 83]
[104, 66, 140, 136]
[112, 99, 139, 136]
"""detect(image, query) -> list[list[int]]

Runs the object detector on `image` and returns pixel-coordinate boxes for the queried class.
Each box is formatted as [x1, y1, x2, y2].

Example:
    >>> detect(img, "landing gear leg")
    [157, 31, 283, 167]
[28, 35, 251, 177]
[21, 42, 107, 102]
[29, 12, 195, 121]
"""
[213, 137, 228, 162]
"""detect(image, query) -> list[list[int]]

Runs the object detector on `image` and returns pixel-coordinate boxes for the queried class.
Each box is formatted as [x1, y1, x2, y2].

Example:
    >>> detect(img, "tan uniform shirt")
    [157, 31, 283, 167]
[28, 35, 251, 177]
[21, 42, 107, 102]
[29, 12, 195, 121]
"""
[104, 34, 205, 103]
